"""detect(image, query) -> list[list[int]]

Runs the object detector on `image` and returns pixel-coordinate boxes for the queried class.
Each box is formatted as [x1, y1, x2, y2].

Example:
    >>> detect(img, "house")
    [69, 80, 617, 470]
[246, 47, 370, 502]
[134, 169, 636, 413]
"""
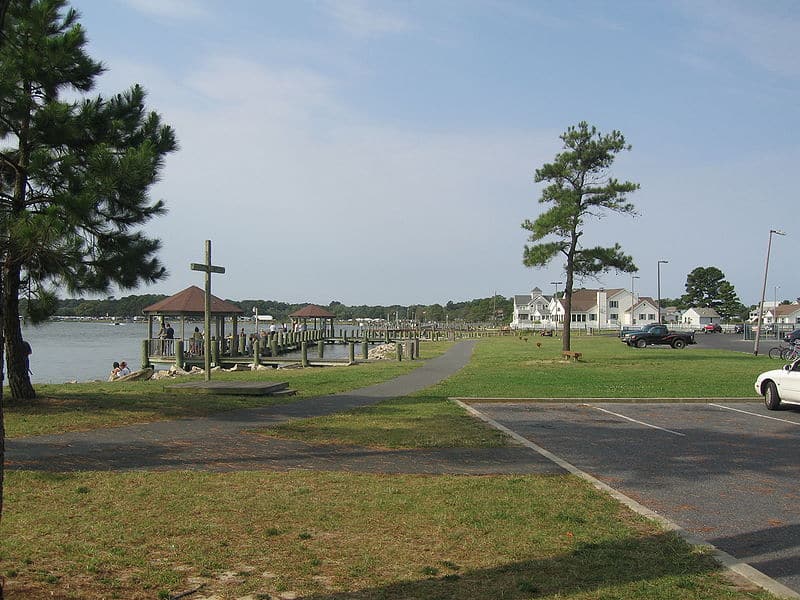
[512, 284, 662, 329]
[510, 287, 554, 329]
[774, 303, 800, 326]
[682, 307, 721, 328]
[627, 297, 661, 327]
[661, 306, 683, 324]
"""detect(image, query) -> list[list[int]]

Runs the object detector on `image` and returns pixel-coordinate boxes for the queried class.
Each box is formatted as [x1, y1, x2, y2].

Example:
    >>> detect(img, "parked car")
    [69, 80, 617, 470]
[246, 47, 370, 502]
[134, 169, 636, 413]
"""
[623, 324, 696, 349]
[784, 329, 800, 344]
[703, 323, 722, 333]
[755, 359, 800, 410]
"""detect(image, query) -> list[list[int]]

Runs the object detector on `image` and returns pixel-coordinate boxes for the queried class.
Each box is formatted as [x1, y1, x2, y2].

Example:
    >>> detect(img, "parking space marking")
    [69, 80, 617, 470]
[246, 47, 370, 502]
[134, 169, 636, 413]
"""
[709, 403, 800, 426]
[582, 404, 686, 436]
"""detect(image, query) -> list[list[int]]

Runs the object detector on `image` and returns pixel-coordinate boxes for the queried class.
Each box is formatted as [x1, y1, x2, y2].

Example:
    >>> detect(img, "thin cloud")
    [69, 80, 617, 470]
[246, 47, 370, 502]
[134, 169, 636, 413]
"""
[121, 0, 211, 22]
[680, 0, 800, 77]
[322, 0, 410, 38]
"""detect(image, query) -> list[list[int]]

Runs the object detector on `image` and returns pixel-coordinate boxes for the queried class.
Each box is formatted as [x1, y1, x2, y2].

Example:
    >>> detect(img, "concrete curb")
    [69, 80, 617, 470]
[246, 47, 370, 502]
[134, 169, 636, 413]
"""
[453, 399, 800, 600]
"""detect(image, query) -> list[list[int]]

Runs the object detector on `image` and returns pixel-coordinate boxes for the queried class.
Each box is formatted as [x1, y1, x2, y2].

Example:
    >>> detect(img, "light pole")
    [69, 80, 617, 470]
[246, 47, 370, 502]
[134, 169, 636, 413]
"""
[631, 274, 640, 325]
[657, 260, 669, 324]
[550, 281, 563, 324]
[754, 229, 786, 355]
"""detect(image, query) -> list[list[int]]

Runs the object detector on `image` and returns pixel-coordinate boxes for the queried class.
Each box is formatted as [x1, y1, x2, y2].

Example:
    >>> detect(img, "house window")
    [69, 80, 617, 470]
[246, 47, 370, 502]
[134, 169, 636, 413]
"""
[648, 314, 655, 320]
[609, 300, 618, 308]
[610, 313, 618, 320]
[639, 313, 647, 321]
[589, 314, 597, 321]
[571, 314, 587, 322]
[519, 314, 528, 320]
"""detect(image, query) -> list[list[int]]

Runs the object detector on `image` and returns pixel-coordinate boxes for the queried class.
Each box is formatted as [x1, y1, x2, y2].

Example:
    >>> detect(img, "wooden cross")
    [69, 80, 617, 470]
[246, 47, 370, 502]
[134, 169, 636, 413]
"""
[191, 240, 226, 381]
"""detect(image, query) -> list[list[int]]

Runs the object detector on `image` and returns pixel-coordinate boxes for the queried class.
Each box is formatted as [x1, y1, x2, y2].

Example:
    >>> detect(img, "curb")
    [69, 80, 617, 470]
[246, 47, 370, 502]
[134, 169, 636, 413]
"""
[453, 399, 800, 600]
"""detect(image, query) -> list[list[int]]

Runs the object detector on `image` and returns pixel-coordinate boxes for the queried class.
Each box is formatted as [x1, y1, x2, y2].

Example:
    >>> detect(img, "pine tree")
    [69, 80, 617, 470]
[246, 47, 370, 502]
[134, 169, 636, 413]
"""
[522, 122, 639, 351]
[0, 0, 177, 399]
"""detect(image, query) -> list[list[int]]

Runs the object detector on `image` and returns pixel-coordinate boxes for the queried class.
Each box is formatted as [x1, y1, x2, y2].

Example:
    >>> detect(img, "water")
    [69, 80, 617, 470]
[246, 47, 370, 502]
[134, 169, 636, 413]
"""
[18, 321, 149, 384]
[14, 321, 379, 384]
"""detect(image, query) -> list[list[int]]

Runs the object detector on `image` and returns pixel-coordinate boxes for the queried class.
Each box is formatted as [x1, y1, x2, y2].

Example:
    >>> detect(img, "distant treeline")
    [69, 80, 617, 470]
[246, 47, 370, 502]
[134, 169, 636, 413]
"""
[48, 294, 514, 324]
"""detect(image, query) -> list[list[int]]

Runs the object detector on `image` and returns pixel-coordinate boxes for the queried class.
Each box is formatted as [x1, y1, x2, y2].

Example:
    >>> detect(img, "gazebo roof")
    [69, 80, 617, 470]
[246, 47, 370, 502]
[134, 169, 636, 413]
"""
[289, 304, 336, 319]
[142, 285, 244, 315]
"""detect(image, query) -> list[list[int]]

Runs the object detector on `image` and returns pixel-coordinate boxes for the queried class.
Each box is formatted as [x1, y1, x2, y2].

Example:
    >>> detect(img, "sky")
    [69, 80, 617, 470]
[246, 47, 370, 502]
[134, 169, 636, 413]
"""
[67, 0, 799, 307]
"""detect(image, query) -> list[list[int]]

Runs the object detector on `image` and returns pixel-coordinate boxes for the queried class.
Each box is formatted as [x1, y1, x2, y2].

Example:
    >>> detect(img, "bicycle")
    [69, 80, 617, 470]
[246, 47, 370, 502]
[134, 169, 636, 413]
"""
[781, 341, 800, 361]
[769, 344, 788, 359]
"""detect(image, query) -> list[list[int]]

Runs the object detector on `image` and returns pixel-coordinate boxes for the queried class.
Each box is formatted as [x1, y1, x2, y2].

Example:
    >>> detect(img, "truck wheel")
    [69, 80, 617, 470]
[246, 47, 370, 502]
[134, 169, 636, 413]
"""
[635, 339, 647, 348]
[672, 339, 686, 349]
[764, 381, 781, 410]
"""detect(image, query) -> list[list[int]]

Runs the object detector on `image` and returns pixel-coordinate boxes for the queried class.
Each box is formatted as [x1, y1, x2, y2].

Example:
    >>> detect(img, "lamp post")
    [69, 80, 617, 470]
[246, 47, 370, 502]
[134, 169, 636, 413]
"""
[657, 260, 669, 324]
[550, 281, 563, 325]
[754, 229, 786, 355]
[631, 274, 640, 325]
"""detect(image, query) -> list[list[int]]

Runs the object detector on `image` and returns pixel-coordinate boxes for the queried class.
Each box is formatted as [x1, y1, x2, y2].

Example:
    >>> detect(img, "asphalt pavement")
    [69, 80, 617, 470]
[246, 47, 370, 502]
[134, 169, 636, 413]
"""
[470, 400, 800, 597]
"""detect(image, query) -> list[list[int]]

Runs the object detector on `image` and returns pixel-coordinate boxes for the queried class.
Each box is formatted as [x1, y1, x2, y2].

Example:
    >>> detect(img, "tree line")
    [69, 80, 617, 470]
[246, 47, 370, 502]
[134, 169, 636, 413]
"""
[47, 294, 515, 325]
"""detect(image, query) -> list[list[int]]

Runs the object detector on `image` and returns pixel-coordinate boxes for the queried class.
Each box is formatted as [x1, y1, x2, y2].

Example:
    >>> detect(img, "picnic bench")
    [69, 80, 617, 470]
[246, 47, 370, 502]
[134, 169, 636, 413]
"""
[562, 351, 582, 362]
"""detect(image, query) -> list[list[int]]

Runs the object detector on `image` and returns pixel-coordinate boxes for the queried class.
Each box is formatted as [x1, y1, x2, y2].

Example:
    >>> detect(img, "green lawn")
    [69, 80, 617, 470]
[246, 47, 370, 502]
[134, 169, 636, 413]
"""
[263, 335, 768, 450]
[4, 341, 452, 438]
[0, 335, 782, 599]
[1, 471, 772, 600]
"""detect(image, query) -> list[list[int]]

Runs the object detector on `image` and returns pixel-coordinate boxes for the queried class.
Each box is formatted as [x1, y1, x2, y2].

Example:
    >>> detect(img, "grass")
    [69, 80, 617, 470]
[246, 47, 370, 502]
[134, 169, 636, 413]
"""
[431, 334, 770, 399]
[0, 470, 773, 600]
[0, 335, 783, 598]
[4, 341, 452, 438]
[262, 335, 769, 450]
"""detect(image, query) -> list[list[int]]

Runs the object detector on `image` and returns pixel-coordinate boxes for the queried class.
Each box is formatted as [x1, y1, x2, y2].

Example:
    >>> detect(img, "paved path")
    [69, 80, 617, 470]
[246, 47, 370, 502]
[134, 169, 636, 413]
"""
[5, 340, 558, 475]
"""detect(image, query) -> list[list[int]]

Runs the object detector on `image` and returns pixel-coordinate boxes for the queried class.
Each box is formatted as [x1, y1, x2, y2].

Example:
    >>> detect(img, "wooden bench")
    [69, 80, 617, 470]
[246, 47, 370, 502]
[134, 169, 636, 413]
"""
[562, 351, 582, 362]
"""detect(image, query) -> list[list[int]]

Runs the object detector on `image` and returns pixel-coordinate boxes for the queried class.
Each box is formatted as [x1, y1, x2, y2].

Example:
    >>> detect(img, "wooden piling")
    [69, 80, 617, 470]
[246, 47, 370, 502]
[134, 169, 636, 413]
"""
[301, 341, 308, 367]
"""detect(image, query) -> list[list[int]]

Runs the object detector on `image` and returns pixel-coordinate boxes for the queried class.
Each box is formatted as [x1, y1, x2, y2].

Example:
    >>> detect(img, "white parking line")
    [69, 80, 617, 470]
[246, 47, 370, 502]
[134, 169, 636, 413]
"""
[582, 404, 686, 437]
[709, 403, 800, 425]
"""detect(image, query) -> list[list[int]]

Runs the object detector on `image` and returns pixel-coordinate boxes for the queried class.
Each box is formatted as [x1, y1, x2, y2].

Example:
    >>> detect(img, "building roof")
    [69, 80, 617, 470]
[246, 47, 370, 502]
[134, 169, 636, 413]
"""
[561, 289, 599, 312]
[289, 304, 336, 319]
[142, 285, 244, 315]
[686, 307, 721, 317]
[776, 304, 800, 317]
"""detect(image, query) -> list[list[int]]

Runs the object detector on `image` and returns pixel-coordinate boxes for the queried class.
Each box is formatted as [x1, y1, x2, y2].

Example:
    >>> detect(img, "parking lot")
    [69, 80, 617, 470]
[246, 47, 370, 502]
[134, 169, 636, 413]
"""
[471, 400, 800, 595]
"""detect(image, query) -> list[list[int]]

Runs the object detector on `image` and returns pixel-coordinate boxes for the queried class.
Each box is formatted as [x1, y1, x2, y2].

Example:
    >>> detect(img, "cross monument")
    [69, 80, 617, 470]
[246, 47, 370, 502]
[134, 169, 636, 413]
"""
[190, 240, 226, 381]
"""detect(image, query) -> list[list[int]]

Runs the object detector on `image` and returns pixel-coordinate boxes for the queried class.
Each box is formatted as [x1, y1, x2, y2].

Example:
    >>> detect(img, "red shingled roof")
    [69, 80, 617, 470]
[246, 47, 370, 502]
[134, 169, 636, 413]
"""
[142, 286, 243, 315]
[289, 304, 336, 318]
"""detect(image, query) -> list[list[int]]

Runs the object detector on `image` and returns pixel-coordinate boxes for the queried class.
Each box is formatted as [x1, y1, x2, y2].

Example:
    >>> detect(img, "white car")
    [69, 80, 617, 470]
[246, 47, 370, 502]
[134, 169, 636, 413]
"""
[755, 359, 800, 410]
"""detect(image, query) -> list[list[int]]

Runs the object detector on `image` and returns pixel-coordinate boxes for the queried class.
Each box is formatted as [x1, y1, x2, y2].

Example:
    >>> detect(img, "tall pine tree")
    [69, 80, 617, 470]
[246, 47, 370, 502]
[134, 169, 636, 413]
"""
[522, 122, 639, 351]
[0, 0, 176, 399]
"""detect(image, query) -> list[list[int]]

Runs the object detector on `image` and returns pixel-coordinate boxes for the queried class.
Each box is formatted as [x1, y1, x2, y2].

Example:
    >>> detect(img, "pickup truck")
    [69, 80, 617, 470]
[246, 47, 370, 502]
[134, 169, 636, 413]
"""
[622, 324, 696, 349]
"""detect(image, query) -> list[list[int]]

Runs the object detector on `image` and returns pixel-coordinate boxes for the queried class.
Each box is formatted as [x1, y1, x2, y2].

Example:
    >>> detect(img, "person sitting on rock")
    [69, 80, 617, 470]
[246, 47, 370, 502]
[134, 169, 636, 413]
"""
[117, 361, 131, 377]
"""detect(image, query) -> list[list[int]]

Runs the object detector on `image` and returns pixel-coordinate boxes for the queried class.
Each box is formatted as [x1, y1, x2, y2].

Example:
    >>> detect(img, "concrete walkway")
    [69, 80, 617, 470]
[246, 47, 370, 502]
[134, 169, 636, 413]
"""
[6, 340, 559, 475]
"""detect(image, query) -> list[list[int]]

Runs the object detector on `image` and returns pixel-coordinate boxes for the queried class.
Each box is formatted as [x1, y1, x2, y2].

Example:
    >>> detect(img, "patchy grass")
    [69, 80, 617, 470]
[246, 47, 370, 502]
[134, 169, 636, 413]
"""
[262, 335, 766, 451]
[0, 470, 774, 600]
[4, 342, 451, 438]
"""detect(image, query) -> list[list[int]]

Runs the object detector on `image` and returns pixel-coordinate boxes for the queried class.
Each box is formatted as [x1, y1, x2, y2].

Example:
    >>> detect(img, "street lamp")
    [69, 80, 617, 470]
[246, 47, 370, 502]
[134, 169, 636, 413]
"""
[754, 229, 786, 355]
[657, 260, 669, 324]
[631, 274, 640, 325]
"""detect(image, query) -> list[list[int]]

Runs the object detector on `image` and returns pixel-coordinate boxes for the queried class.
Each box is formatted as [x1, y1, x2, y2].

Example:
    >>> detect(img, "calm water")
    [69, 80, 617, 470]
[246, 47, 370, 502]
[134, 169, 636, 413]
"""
[14, 321, 368, 384]
[17, 321, 150, 383]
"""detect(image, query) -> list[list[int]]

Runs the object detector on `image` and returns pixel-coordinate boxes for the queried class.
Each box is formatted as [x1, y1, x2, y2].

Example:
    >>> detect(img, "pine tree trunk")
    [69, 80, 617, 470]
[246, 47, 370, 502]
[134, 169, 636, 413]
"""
[3, 264, 35, 400]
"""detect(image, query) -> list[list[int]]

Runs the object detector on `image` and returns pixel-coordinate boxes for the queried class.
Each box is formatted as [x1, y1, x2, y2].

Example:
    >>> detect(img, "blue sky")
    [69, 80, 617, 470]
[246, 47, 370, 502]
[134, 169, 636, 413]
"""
[70, 0, 798, 306]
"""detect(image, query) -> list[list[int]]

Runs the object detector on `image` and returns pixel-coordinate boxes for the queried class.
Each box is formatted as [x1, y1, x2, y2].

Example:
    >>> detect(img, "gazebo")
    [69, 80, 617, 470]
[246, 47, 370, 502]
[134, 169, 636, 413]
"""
[142, 285, 244, 356]
[289, 304, 336, 336]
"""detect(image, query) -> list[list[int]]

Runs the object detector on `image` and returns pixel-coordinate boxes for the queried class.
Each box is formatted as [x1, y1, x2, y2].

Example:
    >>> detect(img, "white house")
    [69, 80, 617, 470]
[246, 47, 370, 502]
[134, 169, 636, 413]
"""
[682, 307, 721, 327]
[511, 287, 554, 329]
[627, 297, 661, 327]
[512, 285, 666, 329]
[775, 303, 800, 326]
